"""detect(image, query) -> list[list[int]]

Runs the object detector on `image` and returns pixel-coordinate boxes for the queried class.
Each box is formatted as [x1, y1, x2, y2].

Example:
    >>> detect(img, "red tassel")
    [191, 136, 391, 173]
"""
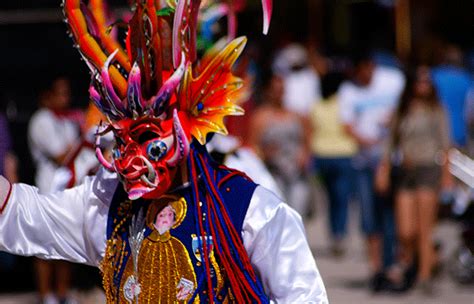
[190, 155, 214, 301]
[197, 154, 262, 303]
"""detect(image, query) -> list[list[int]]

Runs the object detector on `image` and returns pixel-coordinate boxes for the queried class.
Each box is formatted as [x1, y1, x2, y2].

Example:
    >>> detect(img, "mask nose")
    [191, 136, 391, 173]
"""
[115, 143, 145, 175]
[121, 158, 148, 178]
[123, 142, 141, 155]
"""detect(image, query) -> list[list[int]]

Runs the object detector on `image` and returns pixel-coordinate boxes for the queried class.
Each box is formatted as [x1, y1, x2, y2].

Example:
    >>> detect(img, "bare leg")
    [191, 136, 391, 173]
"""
[386, 189, 417, 284]
[395, 190, 417, 266]
[55, 260, 71, 300]
[35, 258, 53, 299]
[415, 187, 438, 281]
[367, 235, 382, 273]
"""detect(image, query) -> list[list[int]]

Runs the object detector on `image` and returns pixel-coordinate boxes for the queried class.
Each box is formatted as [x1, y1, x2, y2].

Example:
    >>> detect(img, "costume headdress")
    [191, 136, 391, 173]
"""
[64, 0, 271, 199]
[63, 0, 271, 128]
[64, 0, 273, 301]
[64, 0, 272, 198]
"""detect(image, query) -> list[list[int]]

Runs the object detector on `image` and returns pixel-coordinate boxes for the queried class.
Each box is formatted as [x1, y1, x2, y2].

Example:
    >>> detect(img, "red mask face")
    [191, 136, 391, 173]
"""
[101, 110, 190, 200]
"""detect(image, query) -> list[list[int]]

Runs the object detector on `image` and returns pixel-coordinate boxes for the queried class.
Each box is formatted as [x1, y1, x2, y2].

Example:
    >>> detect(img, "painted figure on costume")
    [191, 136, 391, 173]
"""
[154, 205, 175, 234]
[0, 0, 328, 302]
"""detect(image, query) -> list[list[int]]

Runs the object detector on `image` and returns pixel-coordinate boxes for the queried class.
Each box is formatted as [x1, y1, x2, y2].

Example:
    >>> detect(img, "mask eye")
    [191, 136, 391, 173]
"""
[147, 140, 168, 161]
[138, 131, 159, 144]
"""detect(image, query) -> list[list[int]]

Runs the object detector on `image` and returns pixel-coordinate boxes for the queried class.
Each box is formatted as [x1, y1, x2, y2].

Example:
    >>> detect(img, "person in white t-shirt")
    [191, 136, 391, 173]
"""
[273, 43, 322, 117]
[339, 52, 405, 291]
[28, 77, 80, 304]
[29, 79, 80, 193]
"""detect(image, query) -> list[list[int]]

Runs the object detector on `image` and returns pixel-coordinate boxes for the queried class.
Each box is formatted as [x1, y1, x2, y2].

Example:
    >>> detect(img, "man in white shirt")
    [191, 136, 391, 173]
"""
[273, 43, 322, 117]
[339, 52, 405, 291]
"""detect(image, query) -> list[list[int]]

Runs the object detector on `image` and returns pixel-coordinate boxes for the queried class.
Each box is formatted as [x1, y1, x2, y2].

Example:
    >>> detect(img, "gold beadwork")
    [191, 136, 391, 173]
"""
[102, 197, 203, 302]
[102, 208, 131, 303]
[210, 252, 224, 292]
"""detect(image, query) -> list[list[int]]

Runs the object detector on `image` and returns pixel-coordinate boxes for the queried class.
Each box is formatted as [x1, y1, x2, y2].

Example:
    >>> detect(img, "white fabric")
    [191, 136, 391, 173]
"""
[0, 171, 327, 302]
[28, 109, 79, 193]
[0, 169, 117, 266]
[282, 68, 321, 117]
[243, 186, 328, 303]
[225, 148, 283, 199]
[207, 134, 283, 198]
[272, 44, 309, 75]
[0, 175, 10, 208]
[339, 66, 405, 142]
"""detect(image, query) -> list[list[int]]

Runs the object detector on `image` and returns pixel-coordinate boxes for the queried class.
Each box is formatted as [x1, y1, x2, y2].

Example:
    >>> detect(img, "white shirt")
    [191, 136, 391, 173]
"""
[28, 108, 79, 193]
[283, 68, 321, 117]
[339, 66, 405, 143]
[0, 172, 328, 303]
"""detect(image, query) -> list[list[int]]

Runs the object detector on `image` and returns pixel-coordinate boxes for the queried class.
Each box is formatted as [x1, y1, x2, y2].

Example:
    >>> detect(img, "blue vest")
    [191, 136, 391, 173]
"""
[103, 151, 269, 303]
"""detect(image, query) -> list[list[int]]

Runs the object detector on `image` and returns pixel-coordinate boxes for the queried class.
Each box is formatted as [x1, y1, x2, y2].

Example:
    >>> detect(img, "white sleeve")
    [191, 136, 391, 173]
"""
[338, 83, 355, 125]
[0, 169, 117, 266]
[28, 112, 68, 158]
[242, 186, 328, 303]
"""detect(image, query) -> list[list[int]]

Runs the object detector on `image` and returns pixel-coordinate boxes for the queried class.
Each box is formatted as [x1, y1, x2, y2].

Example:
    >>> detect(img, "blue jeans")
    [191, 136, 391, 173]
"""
[355, 166, 396, 269]
[314, 157, 354, 240]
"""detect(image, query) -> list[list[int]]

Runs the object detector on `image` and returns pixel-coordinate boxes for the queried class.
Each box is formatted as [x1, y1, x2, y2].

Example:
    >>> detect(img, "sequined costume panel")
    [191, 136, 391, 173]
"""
[102, 169, 258, 303]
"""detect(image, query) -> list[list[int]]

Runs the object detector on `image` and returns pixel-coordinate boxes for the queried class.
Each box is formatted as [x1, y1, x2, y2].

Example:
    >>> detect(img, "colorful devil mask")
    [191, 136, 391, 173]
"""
[64, 0, 272, 200]
[96, 110, 189, 200]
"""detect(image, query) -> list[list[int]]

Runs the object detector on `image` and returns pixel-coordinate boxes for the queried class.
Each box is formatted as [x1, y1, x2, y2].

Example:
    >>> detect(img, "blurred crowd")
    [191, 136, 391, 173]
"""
[1, 40, 474, 302]
[230, 41, 474, 296]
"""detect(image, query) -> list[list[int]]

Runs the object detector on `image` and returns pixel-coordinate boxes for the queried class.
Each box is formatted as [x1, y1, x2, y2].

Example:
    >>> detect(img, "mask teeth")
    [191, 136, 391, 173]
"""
[138, 155, 158, 187]
[140, 174, 158, 188]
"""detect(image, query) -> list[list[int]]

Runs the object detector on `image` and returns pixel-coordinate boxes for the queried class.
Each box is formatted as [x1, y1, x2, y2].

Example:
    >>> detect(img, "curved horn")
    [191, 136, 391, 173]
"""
[127, 62, 143, 116]
[262, 0, 273, 35]
[172, 0, 187, 68]
[95, 131, 115, 172]
[150, 53, 186, 116]
[166, 109, 190, 167]
[64, 0, 128, 96]
[101, 49, 127, 116]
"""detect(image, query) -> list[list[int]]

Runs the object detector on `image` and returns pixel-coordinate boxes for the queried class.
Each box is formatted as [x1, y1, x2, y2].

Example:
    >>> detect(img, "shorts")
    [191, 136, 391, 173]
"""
[396, 165, 441, 190]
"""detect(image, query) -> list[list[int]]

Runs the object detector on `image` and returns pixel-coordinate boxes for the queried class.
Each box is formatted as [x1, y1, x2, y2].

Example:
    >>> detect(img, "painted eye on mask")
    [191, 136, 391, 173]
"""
[147, 140, 168, 161]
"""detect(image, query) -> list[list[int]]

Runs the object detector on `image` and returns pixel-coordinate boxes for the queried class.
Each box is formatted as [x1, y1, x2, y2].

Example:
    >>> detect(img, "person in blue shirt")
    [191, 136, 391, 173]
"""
[431, 44, 473, 147]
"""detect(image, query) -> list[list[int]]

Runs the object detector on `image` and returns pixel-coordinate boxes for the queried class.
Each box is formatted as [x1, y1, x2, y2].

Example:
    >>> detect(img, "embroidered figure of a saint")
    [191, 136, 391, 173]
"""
[120, 197, 198, 302]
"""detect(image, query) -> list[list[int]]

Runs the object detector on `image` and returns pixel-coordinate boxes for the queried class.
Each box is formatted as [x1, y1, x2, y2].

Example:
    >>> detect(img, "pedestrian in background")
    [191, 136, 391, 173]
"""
[339, 51, 405, 291]
[376, 66, 452, 295]
[311, 72, 356, 256]
[28, 77, 80, 304]
[249, 70, 312, 215]
[432, 44, 472, 148]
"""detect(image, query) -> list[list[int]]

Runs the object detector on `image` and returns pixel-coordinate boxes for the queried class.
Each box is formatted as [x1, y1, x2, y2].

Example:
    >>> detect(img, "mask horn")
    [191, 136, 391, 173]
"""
[95, 127, 115, 172]
[166, 109, 190, 167]
[150, 53, 186, 117]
